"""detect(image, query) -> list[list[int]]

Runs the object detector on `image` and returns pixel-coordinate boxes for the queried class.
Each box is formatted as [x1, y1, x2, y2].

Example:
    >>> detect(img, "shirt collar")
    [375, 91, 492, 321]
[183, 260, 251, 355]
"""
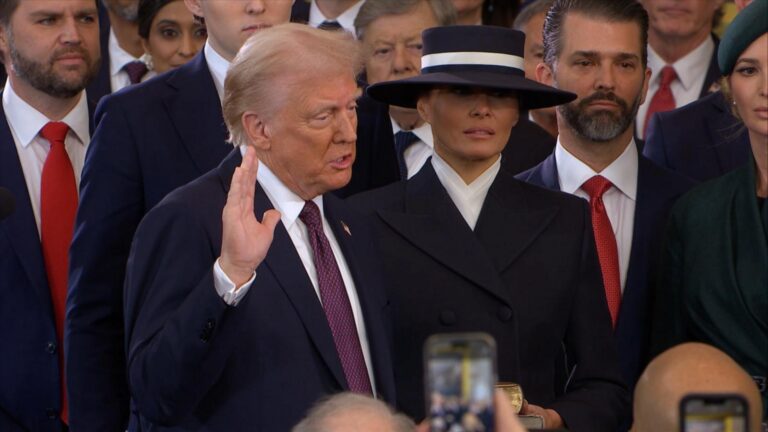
[239, 146, 324, 231]
[204, 41, 231, 101]
[647, 35, 715, 91]
[2, 79, 90, 148]
[308, 0, 364, 32]
[555, 137, 638, 200]
[431, 151, 501, 194]
[390, 117, 434, 148]
[109, 28, 142, 77]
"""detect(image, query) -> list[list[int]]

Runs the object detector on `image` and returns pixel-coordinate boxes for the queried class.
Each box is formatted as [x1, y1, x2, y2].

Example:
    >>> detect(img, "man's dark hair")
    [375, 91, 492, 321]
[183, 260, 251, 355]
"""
[542, 0, 649, 68]
[0, 0, 20, 27]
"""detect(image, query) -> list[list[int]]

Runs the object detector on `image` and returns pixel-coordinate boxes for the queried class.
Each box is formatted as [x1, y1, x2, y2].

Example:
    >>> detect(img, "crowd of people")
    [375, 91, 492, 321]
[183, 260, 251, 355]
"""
[0, 0, 765, 431]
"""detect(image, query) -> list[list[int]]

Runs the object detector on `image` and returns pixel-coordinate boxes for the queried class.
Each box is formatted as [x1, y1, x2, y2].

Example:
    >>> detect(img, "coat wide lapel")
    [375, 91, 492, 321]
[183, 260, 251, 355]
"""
[474, 170, 559, 273]
[377, 165, 513, 307]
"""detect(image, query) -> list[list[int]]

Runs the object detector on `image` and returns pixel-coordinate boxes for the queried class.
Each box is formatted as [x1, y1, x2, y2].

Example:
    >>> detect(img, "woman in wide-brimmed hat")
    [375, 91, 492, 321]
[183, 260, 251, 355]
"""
[651, 0, 768, 424]
[351, 25, 630, 431]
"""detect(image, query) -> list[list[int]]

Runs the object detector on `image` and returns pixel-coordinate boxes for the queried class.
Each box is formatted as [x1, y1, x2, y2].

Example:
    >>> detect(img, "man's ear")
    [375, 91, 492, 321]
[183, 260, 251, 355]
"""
[183, 0, 204, 18]
[638, 66, 652, 106]
[0, 26, 9, 64]
[242, 111, 271, 150]
[536, 62, 555, 86]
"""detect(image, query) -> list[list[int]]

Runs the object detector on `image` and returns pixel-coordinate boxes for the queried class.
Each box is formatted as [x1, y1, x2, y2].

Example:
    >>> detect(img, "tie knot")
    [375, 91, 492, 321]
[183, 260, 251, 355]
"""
[123, 61, 148, 84]
[318, 20, 342, 31]
[299, 200, 323, 231]
[581, 175, 613, 199]
[40, 122, 70, 146]
[659, 66, 677, 87]
[394, 130, 419, 148]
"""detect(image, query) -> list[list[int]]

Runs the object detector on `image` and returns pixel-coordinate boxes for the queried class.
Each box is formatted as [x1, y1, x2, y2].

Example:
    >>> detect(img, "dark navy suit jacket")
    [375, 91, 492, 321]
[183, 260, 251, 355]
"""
[124, 149, 396, 431]
[350, 164, 629, 431]
[85, 1, 112, 103]
[66, 51, 231, 431]
[517, 149, 695, 393]
[643, 91, 750, 182]
[0, 99, 94, 432]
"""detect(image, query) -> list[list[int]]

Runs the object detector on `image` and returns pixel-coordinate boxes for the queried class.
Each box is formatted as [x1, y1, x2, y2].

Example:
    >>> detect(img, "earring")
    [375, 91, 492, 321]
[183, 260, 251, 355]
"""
[141, 53, 154, 72]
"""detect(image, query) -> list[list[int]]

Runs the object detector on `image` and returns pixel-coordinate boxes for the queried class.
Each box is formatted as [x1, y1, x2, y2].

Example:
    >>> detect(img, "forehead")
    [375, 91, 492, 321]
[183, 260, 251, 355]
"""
[523, 12, 546, 44]
[559, 13, 643, 58]
[364, 3, 438, 40]
[16, 0, 97, 14]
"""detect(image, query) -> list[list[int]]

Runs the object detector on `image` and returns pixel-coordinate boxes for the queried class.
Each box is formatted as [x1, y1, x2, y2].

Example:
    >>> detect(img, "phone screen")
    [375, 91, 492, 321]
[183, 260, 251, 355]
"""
[681, 394, 748, 432]
[425, 334, 496, 432]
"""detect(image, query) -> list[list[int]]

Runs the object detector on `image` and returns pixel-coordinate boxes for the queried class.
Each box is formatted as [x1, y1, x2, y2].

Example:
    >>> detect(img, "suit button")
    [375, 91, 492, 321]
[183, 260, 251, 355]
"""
[46, 408, 57, 419]
[497, 306, 513, 322]
[439, 310, 456, 326]
[46, 342, 57, 354]
[200, 319, 216, 342]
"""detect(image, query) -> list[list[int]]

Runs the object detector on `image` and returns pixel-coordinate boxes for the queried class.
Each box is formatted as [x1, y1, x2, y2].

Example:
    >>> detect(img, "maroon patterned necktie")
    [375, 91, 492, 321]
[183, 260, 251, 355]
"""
[299, 200, 373, 394]
[123, 61, 148, 85]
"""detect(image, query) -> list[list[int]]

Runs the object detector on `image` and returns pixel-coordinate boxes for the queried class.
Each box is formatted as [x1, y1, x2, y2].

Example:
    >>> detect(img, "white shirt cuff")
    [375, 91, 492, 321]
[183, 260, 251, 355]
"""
[213, 258, 255, 306]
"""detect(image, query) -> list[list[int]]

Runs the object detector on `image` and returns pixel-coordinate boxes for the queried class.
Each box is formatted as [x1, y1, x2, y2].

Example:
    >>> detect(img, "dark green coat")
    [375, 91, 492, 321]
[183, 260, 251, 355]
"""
[653, 161, 768, 418]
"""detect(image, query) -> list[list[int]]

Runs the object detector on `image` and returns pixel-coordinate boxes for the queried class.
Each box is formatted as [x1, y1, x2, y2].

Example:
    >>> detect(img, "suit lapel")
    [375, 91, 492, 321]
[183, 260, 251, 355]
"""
[216, 151, 347, 389]
[163, 52, 230, 175]
[699, 37, 722, 98]
[324, 195, 395, 400]
[474, 170, 559, 273]
[0, 106, 53, 317]
[377, 164, 513, 307]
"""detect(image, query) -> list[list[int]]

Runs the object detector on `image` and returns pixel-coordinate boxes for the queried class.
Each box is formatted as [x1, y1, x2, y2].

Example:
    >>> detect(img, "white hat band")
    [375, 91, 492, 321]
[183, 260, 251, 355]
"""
[421, 51, 524, 71]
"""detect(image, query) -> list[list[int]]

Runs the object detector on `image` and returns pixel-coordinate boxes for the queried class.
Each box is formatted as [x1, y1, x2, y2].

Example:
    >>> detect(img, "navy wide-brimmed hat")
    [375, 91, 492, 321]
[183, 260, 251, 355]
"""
[366, 25, 576, 110]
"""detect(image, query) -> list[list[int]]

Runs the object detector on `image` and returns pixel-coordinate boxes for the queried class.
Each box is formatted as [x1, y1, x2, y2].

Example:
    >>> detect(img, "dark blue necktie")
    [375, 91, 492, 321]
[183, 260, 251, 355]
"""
[394, 131, 420, 180]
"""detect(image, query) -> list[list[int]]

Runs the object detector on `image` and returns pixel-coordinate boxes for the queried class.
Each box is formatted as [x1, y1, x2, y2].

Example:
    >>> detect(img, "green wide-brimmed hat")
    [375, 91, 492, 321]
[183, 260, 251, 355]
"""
[718, 0, 768, 75]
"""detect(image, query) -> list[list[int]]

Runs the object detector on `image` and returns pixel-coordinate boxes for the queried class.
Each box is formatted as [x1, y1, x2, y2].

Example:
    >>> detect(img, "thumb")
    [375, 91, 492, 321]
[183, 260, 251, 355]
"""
[261, 209, 281, 232]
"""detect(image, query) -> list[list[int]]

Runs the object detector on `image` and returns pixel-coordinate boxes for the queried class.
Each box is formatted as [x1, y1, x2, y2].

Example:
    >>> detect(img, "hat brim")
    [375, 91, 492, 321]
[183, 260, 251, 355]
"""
[366, 70, 576, 110]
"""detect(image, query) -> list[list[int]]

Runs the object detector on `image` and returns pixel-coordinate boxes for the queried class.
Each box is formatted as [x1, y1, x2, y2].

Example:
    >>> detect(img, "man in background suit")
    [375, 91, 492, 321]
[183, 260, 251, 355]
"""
[292, 0, 364, 32]
[0, 0, 100, 430]
[518, 0, 695, 399]
[513, 0, 558, 139]
[65, 1, 292, 430]
[642, 0, 754, 182]
[636, 0, 724, 139]
[124, 24, 395, 430]
[87, 0, 148, 102]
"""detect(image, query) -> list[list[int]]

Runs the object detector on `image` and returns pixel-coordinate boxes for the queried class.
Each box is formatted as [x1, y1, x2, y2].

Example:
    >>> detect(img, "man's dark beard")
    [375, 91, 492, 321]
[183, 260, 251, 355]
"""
[10, 37, 100, 99]
[557, 90, 641, 142]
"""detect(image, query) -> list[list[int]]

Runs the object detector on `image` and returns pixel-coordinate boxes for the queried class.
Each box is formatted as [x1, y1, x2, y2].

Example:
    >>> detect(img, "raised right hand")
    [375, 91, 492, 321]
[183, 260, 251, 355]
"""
[219, 146, 281, 287]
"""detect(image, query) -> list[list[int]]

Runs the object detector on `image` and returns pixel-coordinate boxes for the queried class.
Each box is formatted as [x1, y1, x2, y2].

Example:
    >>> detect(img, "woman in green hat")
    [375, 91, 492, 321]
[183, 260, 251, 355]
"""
[651, 0, 768, 421]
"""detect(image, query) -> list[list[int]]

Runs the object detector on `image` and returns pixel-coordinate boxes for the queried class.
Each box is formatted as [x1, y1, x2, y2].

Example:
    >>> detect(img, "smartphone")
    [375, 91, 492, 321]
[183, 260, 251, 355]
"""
[424, 333, 497, 432]
[680, 394, 749, 432]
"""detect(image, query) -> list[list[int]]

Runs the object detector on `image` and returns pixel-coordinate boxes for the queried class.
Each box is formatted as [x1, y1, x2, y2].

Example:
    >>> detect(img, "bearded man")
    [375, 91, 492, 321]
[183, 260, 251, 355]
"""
[516, 0, 695, 405]
[0, 0, 101, 430]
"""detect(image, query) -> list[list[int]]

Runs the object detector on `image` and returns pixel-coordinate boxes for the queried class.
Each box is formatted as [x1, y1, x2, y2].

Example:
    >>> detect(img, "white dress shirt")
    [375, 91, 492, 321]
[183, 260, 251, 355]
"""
[308, 0, 365, 33]
[2, 80, 91, 235]
[391, 119, 434, 179]
[555, 139, 638, 293]
[431, 152, 501, 230]
[213, 148, 377, 395]
[108, 29, 148, 92]
[637, 36, 715, 138]
[204, 41, 231, 102]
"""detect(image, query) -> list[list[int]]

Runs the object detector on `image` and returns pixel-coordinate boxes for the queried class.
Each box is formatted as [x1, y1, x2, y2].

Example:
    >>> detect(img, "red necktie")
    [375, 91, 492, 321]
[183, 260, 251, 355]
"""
[581, 175, 621, 327]
[40, 121, 77, 424]
[299, 200, 373, 394]
[644, 65, 677, 137]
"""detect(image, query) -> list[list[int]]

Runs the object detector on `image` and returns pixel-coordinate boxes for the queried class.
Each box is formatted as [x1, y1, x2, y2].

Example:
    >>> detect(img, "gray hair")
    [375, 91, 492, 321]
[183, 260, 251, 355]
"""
[355, 0, 457, 40]
[222, 23, 363, 146]
[292, 393, 415, 432]
[512, 0, 554, 31]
